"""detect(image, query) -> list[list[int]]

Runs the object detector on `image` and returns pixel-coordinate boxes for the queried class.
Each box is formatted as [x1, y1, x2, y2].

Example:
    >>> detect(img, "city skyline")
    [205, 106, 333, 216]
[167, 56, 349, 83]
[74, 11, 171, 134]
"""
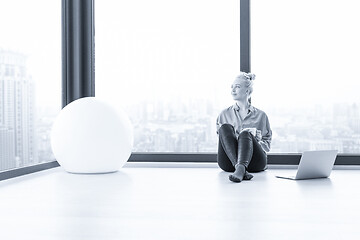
[0, 50, 37, 170]
[126, 98, 360, 154]
[0, 50, 60, 172]
[2, 54, 360, 171]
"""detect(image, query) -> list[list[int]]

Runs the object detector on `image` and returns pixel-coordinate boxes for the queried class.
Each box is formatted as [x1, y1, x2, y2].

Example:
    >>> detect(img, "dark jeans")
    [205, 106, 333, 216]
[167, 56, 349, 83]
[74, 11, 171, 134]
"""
[217, 124, 267, 173]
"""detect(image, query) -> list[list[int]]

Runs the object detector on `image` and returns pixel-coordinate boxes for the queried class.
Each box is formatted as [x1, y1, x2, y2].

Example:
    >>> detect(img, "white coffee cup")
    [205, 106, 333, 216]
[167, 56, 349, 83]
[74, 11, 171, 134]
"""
[241, 127, 256, 136]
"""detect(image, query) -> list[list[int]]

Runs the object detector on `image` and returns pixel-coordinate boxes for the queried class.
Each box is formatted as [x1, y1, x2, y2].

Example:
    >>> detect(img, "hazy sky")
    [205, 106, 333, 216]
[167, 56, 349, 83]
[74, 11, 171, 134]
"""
[0, 0, 61, 108]
[95, 0, 239, 111]
[1, 0, 359, 112]
[251, 0, 360, 109]
[95, 0, 360, 112]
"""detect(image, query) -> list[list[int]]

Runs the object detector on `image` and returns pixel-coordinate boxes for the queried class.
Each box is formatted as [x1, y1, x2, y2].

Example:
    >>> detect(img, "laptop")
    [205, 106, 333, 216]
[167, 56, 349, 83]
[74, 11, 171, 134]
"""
[276, 150, 338, 180]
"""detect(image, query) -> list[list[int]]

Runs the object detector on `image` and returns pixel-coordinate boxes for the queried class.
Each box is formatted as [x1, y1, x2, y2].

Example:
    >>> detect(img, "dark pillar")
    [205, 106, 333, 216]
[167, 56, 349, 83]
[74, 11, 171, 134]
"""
[62, 0, 95, 108]
[240, 0, 251, 73]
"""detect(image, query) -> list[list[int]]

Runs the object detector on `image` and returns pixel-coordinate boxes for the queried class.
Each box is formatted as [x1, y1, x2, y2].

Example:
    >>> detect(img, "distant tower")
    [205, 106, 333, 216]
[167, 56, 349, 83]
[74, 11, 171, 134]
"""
[0, 49, 37, 170]
[0, 127, 15, 170]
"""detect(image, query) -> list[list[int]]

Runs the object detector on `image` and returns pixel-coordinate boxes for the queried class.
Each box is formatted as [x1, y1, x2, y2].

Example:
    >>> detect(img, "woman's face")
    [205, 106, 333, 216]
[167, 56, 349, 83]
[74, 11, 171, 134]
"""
[231, 78, 248, 101]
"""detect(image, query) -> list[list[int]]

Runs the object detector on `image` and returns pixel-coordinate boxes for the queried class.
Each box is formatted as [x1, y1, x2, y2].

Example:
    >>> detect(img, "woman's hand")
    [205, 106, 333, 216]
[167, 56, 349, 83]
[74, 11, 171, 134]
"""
[241, 128, 256, 136]
[255, 130, 262, 141]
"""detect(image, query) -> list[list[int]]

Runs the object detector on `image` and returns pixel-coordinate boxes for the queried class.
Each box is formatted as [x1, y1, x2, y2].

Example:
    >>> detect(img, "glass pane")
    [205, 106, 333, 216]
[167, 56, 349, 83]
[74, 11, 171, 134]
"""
[96, 0, 239, 152]
[252, 0, 360, 153]
[0, 0, 61, 171]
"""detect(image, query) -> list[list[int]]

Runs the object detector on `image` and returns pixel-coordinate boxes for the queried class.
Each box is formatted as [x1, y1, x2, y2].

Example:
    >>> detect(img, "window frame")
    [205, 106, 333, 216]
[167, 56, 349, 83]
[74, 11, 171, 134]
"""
[1, 0, 359, 182]
[128, 153, 359, 165]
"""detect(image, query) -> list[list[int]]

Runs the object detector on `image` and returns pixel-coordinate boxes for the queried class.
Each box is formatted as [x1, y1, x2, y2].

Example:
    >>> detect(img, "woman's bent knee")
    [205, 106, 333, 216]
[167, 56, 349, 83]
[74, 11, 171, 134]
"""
[238, 130, 252, 138]
[218, 124, 234, 135]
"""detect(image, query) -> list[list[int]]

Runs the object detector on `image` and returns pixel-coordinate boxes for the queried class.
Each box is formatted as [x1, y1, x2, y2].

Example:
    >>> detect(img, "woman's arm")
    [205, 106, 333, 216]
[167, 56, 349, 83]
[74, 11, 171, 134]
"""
[259, 115, 272, 152]
[216, 115, 222, 135]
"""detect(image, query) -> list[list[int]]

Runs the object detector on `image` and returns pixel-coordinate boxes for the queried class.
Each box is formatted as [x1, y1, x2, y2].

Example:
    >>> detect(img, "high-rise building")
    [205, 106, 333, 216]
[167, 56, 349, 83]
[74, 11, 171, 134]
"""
[0, 49, 37, 170]
[0, 127, 15, 170]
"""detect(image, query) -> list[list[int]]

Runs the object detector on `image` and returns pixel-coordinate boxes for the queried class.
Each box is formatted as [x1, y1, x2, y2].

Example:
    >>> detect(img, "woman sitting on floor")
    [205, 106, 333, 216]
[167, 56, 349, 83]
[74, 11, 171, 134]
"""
[216, 72, 272, 183]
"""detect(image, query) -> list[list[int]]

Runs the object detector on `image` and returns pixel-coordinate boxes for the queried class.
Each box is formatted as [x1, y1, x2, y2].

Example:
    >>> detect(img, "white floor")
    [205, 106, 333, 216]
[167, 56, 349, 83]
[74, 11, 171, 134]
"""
[1, 163, 360, 240]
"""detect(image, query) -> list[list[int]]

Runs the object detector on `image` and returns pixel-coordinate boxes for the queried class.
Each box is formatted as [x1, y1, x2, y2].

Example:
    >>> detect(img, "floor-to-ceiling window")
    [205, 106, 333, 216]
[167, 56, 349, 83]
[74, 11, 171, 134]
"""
[96, 0, 240, 153]
[252, 0, 360, 153]
[0, 0, 61, 171]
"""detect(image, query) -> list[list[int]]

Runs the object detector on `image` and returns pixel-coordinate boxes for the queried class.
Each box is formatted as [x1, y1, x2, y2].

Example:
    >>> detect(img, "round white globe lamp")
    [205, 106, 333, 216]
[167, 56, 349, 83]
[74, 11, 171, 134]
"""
[51, 97, 133, 173]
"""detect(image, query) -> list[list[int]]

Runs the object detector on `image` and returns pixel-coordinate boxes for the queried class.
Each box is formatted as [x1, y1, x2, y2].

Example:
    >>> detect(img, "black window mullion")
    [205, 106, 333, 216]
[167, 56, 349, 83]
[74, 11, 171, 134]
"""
[62, 0, 95, 108]
[240, 0, 251, 73]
